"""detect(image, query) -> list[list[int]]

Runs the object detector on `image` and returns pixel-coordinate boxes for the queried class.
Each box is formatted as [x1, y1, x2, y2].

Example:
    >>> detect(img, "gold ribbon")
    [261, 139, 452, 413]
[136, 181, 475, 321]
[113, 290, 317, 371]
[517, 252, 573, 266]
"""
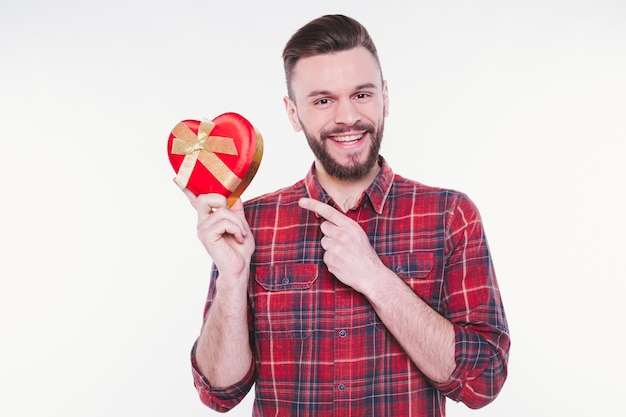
[171, 119, 242, 192]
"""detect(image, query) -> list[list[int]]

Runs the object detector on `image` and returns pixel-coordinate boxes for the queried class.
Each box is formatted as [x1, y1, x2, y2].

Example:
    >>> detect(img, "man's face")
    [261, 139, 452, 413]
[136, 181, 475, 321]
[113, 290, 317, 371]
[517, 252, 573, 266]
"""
[284, 47, 389, 180]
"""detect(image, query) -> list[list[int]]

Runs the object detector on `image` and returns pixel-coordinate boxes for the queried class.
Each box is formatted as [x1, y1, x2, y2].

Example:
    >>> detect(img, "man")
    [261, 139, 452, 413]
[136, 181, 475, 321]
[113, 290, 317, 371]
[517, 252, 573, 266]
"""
[185, 14, 510, 416]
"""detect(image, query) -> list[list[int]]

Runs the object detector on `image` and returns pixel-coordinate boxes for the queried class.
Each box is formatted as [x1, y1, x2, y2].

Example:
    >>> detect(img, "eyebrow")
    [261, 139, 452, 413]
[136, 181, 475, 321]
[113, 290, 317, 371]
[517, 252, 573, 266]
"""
[306, 83, 379, 99]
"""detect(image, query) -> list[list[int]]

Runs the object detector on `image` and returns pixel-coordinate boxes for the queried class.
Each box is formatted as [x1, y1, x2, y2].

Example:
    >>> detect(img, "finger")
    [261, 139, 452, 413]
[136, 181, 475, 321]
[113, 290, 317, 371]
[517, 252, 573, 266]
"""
[298, 198, 345, 226]
[196, 194, 229, 216]
[229, 199, 253, 239]
[229, 198, 245, 215]
[319, 220, 338, 238]
[199, 216, 248, 243]
[320, 234, 331, 251]
[229, 198, 251, 235]
[197, 194, 249, 238]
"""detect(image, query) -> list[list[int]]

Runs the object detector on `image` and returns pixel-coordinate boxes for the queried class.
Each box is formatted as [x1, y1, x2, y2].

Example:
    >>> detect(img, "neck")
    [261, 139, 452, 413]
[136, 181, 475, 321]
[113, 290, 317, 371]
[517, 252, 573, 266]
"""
[314, 160, 381, 212]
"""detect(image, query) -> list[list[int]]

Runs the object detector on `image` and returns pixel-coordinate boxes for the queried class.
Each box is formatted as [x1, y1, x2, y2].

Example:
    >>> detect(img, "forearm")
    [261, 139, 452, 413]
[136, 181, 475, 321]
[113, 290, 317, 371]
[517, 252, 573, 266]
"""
[195, 275, 253, 388]
[365, 266, 456, 383]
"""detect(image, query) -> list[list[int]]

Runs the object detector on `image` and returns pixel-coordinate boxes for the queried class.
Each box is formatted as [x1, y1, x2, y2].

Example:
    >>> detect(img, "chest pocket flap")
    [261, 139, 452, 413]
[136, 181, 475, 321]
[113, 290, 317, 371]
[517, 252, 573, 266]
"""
[253, 263, 319, 340]
[254, 263, 319, 291]
[381, 252, 434, 279]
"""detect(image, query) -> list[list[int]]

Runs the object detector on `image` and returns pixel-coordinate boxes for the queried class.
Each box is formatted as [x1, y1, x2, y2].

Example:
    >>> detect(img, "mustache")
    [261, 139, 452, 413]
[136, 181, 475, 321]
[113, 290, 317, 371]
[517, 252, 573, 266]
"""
[320, 122, 375, 139]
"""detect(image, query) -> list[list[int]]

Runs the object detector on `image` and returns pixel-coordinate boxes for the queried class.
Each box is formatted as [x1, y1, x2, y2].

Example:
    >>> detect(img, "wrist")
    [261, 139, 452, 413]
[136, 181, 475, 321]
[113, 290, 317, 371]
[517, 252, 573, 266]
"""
[215, 269, 250, 301]
[359, 261, 397, 301]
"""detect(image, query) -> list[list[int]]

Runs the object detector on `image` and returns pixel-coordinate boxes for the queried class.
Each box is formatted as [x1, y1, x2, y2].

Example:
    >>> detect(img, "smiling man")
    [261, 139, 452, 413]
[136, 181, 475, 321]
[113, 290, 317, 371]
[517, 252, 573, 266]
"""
[186, 14, 510, 417]
[285, 46, 387, 192]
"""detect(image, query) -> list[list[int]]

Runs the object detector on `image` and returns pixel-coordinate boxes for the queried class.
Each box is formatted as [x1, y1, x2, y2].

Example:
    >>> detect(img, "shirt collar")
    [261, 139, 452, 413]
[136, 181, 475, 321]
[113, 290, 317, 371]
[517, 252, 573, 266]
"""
[304, 156, 395, 215]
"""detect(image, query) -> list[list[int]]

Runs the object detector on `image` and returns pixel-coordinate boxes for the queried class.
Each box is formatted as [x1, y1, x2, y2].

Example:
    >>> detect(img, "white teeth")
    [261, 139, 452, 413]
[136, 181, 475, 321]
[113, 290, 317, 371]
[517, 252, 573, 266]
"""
[331, 133, 363, 142]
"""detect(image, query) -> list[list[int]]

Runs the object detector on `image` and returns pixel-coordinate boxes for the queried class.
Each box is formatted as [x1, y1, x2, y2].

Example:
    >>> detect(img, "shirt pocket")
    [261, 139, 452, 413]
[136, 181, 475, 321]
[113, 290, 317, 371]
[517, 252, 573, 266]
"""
[253, 263, 319, 340]
[381, 251, 434, 280]
[379, 251, 438, 310]
[365, 253, 435, 331]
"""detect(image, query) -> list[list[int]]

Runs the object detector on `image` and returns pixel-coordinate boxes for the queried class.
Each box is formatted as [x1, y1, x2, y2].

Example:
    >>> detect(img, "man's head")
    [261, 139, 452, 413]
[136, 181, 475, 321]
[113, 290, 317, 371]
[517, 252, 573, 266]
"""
[282, 15, 388, 181]
[282, 14, 382, 101]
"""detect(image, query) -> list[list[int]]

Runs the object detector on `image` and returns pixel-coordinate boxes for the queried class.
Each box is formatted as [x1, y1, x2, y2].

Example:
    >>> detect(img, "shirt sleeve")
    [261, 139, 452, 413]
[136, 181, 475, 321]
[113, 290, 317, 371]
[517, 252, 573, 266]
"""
[431, 192, 510, 408]
[190, 340, 256, 412]
[189, 264, 256, 412]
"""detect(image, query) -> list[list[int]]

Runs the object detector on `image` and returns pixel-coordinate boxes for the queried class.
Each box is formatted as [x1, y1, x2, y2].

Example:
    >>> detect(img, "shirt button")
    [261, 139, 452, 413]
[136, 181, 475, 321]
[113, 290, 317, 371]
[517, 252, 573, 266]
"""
[281, 278, 290, 285]
[396, 265, 405, 273]
[338, 329, 347, 338]
[338, 384, 346, 391]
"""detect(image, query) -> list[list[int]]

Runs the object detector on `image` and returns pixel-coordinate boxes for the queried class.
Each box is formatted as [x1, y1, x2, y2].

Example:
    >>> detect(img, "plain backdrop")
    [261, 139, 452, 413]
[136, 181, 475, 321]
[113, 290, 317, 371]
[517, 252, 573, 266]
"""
[1, 1, 625, 416]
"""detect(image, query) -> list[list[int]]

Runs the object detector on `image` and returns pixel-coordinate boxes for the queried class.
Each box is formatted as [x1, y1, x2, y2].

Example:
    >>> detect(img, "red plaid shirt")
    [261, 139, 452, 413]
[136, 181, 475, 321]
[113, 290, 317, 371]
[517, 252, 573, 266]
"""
[192, 157, 510, 416]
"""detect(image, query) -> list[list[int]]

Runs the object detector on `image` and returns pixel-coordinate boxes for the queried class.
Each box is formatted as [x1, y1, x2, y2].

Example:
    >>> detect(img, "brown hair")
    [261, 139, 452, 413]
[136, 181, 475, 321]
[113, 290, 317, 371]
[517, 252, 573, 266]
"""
[282, 14, 382, 99]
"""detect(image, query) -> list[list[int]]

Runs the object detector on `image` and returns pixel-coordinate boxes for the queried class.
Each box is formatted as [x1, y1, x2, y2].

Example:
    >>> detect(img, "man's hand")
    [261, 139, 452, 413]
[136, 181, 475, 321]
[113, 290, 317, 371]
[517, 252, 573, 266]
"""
[183, 191, 254, 387]
[300, 197, 457, 383]
[183, 190, 255, 281]
[298, 197, 384, 294]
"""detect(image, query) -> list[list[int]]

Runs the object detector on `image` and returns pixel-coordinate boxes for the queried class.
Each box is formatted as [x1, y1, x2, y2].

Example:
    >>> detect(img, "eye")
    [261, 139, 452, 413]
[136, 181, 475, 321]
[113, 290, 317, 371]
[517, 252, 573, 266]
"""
[315, 98, 331, 106]
[354, 92, 372, 101]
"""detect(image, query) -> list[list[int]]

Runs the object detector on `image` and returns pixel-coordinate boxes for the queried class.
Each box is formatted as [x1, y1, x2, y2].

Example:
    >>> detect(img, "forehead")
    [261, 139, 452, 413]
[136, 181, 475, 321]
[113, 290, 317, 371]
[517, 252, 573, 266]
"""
[290, 47, 382, 97]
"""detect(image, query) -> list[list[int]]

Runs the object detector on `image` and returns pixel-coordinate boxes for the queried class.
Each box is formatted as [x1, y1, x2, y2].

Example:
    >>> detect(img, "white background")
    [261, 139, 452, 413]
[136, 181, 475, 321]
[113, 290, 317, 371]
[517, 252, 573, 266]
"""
[1, 1, 625, 415]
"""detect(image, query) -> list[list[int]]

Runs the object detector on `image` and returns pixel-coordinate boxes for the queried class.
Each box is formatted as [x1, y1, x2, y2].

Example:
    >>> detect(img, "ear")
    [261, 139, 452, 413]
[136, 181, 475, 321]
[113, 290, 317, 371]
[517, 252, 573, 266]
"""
[283, 96, 302, 132]
[382, 80, 390, 117]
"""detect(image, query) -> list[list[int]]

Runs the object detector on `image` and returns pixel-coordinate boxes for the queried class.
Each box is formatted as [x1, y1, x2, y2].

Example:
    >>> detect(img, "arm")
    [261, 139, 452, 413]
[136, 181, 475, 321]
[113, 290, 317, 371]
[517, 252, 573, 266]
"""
[431, 194, 510, 408]
[195, 266, 252, 387]
[184, 192, 255, 408]
[298, 196, 510, 407]
[298, 197, 454, 383]
[361, 267, 456, 383]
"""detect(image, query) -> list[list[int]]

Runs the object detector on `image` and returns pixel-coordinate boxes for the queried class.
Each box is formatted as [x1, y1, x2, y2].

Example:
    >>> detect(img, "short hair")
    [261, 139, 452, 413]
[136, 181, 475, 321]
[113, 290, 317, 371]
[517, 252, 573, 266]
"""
[282, 14, 382, 99]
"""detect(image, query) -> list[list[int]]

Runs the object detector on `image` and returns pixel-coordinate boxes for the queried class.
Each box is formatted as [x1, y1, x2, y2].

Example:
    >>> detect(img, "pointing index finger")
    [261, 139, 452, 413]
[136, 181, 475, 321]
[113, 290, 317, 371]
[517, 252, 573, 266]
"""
[298, 198, 344, 225]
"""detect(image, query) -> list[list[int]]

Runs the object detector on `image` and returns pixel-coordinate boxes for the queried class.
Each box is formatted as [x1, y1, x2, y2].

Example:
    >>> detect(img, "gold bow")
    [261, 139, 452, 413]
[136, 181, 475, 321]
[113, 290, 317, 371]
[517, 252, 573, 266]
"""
[171, 119, 242, 192]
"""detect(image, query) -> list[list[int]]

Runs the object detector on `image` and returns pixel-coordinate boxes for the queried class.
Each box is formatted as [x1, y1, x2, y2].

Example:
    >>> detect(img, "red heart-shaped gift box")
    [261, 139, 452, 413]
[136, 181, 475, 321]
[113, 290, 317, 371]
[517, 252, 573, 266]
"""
[167, 112, 263, 206]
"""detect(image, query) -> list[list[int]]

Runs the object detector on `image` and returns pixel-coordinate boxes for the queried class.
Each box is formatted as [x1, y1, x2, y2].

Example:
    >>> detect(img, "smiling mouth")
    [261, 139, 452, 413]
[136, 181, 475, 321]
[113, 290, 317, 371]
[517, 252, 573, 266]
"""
[328, 133, 365, 143]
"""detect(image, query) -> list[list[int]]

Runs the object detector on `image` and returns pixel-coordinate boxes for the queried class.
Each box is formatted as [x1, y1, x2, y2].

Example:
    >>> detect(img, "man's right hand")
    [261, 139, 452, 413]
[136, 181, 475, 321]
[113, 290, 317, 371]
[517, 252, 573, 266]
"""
[183, 191, 254, 387]
[183, 190, 255, 282]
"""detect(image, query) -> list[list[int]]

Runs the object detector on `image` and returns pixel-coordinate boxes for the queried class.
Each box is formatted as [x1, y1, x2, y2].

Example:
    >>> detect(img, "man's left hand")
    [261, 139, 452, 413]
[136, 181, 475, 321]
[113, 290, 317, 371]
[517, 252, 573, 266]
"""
[298, 197, 384, 294]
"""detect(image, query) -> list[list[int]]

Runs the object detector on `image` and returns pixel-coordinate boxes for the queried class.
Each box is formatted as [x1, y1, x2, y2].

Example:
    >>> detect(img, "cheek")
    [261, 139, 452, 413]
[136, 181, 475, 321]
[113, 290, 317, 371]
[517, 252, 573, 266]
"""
[300, 113, 325, 135]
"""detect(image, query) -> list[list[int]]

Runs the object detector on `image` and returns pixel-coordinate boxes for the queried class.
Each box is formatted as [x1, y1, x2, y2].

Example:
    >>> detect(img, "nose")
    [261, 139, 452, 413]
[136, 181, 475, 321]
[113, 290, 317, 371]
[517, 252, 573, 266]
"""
[333, 99, 361, 126]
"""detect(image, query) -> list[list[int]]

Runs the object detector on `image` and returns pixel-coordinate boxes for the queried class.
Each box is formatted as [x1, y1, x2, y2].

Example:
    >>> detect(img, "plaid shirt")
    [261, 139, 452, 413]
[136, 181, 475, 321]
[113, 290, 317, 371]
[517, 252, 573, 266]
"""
[192, 157, 510, 416]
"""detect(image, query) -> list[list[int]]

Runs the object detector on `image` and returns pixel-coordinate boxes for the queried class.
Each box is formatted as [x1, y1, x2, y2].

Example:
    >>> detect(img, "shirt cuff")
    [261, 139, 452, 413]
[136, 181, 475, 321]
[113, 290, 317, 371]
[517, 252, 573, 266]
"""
[190, 341, 256, 412]
[431, 325, 495, 405]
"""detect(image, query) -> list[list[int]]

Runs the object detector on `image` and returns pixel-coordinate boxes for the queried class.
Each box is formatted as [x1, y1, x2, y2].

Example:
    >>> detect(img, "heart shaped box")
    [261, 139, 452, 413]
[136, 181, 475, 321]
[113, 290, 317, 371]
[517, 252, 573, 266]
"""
[168, 112, 263, 206]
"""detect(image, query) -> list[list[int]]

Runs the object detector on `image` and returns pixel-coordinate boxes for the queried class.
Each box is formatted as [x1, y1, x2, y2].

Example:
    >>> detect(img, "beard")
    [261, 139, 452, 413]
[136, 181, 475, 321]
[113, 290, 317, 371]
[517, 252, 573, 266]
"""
[301, 119, 384, 181]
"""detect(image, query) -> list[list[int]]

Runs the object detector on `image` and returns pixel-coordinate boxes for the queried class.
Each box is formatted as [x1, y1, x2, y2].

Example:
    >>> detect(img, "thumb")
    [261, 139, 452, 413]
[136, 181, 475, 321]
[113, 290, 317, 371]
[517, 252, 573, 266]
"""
[230, 198, 246, 217]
